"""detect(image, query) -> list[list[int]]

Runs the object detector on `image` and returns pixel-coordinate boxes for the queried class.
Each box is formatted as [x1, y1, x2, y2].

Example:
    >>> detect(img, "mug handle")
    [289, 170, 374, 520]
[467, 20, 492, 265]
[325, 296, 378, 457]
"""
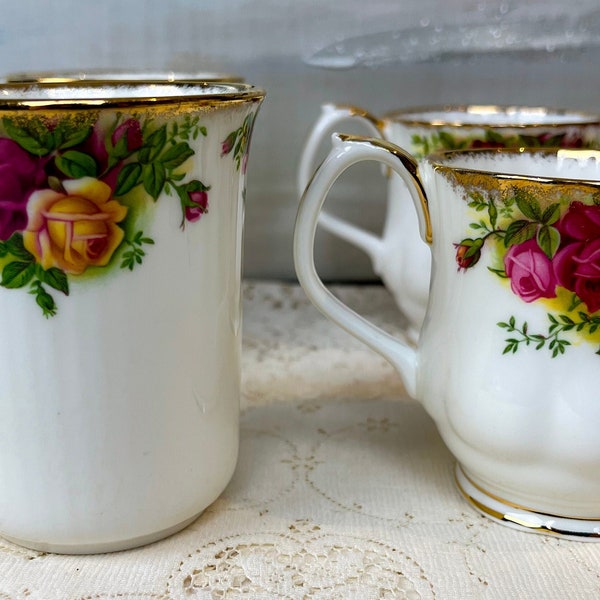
[294, 133, 432, 399]
[297, 104, 386, 267]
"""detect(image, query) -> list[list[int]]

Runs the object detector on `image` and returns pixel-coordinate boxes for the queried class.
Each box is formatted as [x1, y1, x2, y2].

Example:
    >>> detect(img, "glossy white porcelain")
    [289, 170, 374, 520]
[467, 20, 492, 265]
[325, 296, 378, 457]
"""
[299, 104, 600, 341]
[0, 82, 264, 553]
[295, 136, 600, 537]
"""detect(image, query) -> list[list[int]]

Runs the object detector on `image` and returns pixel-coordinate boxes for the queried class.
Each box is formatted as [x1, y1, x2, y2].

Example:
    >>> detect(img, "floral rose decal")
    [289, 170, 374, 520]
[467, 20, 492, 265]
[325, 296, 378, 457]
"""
[455, 187, 600, 357]
[503, 238, 558, 303]
[0, 139, 48, 240]
[410, 128, 591, 158]
[23, 178, 127, 274]
[220, 113, 255, 173]
[0, 112, 249, 317]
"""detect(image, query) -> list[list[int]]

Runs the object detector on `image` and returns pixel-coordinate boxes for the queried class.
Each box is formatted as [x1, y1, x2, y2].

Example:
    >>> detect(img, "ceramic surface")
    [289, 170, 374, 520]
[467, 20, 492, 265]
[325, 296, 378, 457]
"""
[294, 137, 600, 537]
[0, 82, 264, 553]
[298, 104, 600, 340]
[3, 69, 244, 83]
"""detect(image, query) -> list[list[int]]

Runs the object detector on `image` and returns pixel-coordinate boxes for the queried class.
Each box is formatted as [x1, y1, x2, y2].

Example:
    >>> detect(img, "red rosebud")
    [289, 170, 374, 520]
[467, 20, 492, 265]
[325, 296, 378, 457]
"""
[185, 190, 209, 222]
[111, 118, 143, 153]
[455, 238, 483, 270]
[221, 131, 236, 156]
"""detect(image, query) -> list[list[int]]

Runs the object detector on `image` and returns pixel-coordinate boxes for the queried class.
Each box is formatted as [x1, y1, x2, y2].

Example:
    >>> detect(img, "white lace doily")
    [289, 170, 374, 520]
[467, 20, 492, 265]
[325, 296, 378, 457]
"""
[1, 282, 599, 599]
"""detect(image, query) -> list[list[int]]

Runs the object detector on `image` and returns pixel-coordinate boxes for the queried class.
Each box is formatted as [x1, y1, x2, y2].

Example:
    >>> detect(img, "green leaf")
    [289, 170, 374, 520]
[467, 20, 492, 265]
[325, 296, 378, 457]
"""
[160, 142, 194, 169]
[55, 150, 98, 178]
[48, 176, 65, 193]
[37, 267, 69, 295]
[539, 134, 565, 147]
[54, 123, 93, 150]
[138, 125, 167, 163]
[5, 233, 33, 260]
[485, 129, 505, 144]
[504, 220, 538, 247]
[519, 134, 541, 147]
[468, 191, 486, 205]
[1, 261, 35, 289]
[185, 179, 210, 193]
[132, 231, 155, 246]
[142, 162, 166, 200]
[541, 203, 561, 225]
[112, 134, 130, 160]
[115, 162, 142, 196]
[536, 225, 561, 259]
[30, 282, 57, 317]
[488, 267, 508, 278]
[488, 202, 498, 229]
[515, 193, 543, 221]
[2, 118, 54, 155]
[438, 131, 458, 149]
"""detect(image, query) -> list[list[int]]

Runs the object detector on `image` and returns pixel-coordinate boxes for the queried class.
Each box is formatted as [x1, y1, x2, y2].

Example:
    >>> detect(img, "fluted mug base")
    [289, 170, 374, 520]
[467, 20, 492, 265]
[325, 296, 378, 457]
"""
[455, 465, 600, 542]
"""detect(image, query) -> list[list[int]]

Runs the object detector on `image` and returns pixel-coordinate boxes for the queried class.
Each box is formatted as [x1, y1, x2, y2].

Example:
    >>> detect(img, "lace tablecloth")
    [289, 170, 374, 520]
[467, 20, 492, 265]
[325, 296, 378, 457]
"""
[2, 281, 600, 599]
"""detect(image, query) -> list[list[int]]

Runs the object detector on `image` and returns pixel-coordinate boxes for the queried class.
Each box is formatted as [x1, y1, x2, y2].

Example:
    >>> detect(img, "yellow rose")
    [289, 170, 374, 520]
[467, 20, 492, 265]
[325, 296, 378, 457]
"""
[24, 177, 127, 275]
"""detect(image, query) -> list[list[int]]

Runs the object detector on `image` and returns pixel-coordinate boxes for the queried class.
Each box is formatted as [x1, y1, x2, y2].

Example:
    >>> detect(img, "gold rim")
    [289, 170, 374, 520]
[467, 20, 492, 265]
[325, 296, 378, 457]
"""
[429, 147, 600, 189]
[458, 487, 600, 539]
[3, 70, 244, 84]
[333, 104, 384, 131]
[0, 81, 265, 110]
[383, 104, 600, 129]
[459, 468, 600, 522]
[455, 466, 600, 539]
[337, 133, 432, 243]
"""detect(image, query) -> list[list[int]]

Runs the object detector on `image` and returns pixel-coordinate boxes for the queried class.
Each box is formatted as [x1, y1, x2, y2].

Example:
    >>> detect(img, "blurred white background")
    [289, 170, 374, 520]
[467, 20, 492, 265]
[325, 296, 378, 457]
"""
[1, 0, 599, 279]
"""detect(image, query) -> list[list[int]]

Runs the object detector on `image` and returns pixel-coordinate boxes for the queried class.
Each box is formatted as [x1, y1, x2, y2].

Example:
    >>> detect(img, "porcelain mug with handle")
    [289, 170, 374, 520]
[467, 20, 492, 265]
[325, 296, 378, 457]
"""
[298, 104, 600, 341]
[0, 81, 264, 553]
[294, 134, 600, 539]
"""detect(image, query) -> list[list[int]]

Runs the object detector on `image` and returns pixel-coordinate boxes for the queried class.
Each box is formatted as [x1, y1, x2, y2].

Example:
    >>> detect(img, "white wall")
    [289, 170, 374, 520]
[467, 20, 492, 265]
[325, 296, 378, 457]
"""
[1, 0, 599, 280]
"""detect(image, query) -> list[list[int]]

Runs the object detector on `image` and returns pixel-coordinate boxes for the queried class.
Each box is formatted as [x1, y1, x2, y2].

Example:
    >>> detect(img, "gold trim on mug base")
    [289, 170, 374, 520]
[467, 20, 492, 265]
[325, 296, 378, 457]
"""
[455, 464, 600, 541]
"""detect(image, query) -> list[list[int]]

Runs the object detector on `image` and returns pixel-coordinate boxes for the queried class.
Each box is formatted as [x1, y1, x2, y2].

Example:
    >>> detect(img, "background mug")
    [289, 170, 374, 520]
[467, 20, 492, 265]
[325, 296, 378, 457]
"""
[295, 134, 600, 539]
[0, 81, 264, 553]
[2, 69, 244, 83]
[298, 104, 600, 341]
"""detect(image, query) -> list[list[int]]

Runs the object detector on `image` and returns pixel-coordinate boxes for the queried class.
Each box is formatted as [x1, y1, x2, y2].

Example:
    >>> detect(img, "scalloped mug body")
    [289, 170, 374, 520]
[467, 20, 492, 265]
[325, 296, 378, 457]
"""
[383, 110, 600, 340]
[294, 138, 600, 537]
[416, 154, 600, 519]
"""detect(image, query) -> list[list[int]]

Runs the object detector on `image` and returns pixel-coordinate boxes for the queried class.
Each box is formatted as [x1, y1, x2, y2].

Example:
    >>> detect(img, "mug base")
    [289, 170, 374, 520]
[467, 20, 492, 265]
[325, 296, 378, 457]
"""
[455, 464, 600, 542]
[0, 510, 204, 555]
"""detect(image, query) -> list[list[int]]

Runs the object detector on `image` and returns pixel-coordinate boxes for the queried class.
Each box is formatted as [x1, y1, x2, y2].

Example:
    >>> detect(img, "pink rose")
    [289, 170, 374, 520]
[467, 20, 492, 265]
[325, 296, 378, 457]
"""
[557, 202, 600, 242]
[554, 239, 600, 313]
[551, 202, 600, 313]
[504, 239, 558, 303]
[0, 139, 47, 240]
